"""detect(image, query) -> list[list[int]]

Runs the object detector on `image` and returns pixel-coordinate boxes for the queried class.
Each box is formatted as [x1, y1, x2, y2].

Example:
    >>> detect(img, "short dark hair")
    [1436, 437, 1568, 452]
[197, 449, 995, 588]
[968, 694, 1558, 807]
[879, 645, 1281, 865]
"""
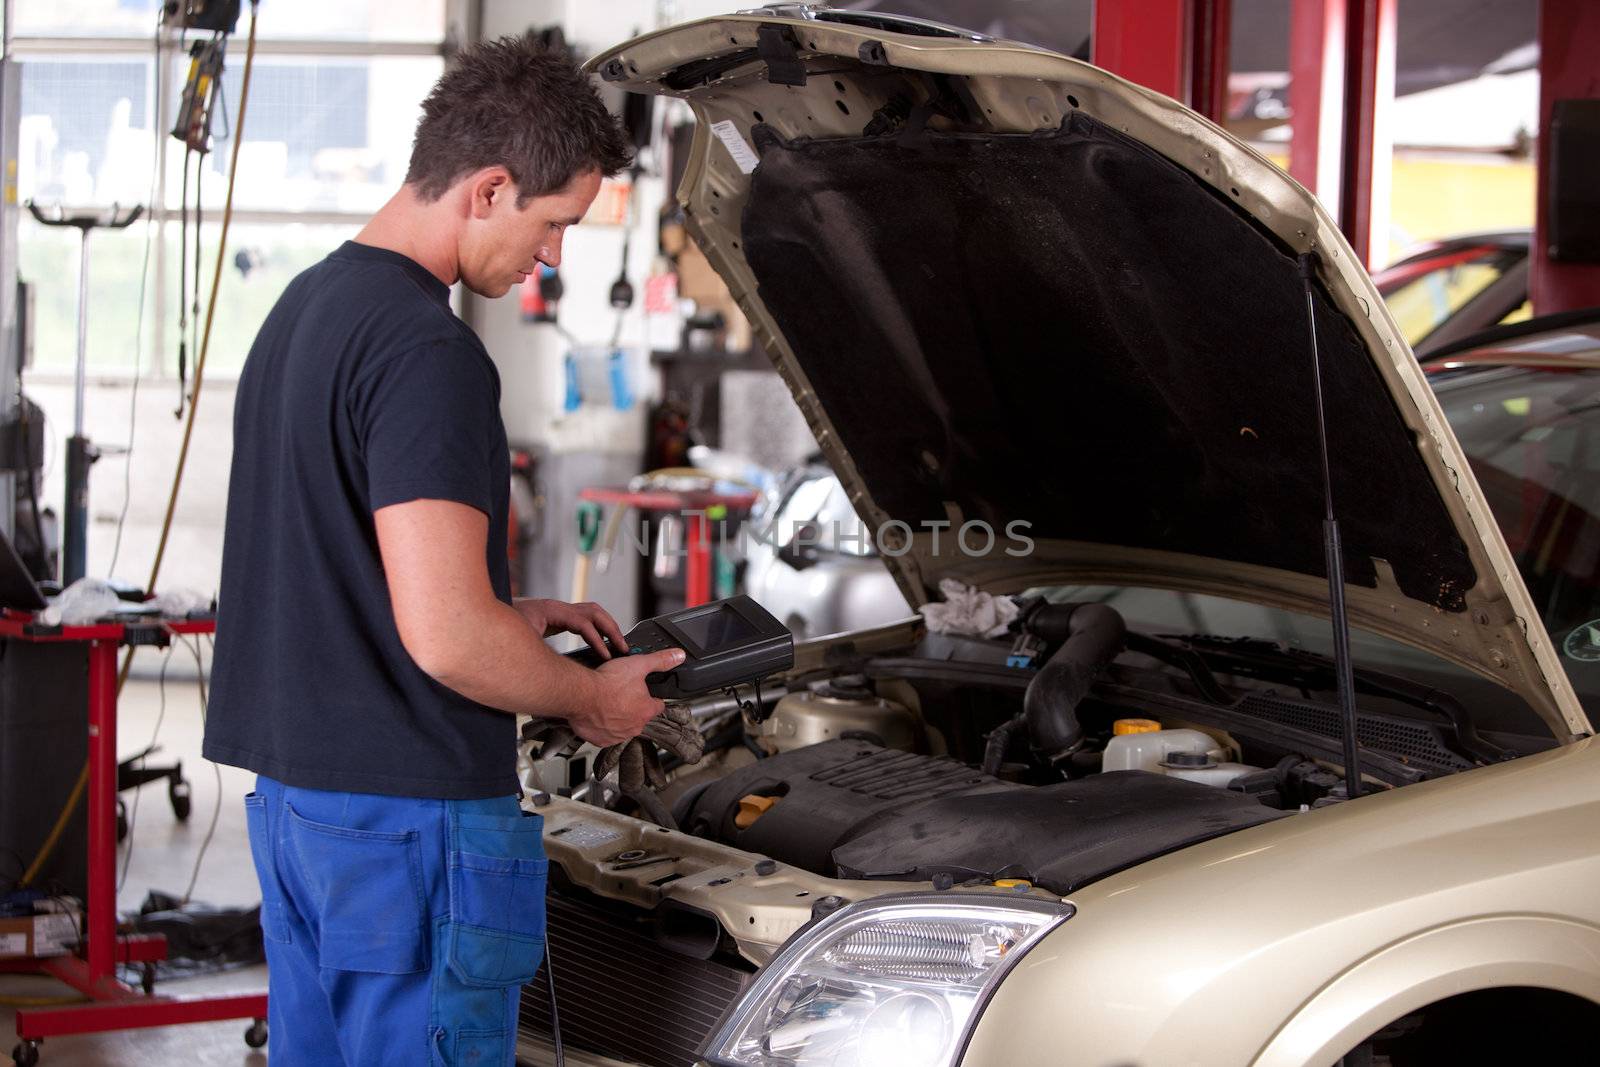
[406, 34, 633, 203]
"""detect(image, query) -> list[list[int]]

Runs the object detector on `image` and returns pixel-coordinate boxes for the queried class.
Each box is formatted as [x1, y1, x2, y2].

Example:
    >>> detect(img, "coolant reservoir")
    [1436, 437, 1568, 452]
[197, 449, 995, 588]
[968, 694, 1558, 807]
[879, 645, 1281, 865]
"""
[1159, 751, 1261, 788]
[1102, 728, 1224, 773]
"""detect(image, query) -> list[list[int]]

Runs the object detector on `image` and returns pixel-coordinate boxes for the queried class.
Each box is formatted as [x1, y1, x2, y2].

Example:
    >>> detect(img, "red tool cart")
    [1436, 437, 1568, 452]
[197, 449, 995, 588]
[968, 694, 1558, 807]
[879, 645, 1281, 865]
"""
[0, 611, 266, 1066]
[578, 485, 760, 608]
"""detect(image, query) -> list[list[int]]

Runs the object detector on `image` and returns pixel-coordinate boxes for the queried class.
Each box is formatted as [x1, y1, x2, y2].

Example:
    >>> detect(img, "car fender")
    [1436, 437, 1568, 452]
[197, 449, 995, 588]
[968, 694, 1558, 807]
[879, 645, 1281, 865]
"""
[1252, 914, 1600, 1067]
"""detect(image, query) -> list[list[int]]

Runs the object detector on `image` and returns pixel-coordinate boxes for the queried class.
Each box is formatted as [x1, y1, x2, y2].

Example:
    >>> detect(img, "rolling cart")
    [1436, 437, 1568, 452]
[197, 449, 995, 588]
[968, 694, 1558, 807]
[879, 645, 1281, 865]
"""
[0, 611, 267, 1066]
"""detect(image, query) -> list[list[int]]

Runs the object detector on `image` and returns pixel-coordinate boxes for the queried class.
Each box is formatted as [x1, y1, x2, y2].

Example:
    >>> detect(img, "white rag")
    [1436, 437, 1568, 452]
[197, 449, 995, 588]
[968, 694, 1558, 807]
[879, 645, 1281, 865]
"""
[38, 581, 213, 626]
[917, 578, 1019, 638]
[38, 578, 124, 626]
[150, 588, 214, 617]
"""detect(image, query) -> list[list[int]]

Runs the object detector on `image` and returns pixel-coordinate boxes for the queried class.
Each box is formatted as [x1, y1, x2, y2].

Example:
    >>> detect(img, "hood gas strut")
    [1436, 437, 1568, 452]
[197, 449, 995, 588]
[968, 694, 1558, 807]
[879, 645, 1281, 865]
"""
[1299, 250, 1365, 800]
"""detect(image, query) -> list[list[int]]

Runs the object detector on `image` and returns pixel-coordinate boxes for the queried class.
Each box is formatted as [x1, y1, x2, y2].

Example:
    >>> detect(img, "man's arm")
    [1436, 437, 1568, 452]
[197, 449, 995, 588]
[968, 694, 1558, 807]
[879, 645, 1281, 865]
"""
[374, 497, 680, 746]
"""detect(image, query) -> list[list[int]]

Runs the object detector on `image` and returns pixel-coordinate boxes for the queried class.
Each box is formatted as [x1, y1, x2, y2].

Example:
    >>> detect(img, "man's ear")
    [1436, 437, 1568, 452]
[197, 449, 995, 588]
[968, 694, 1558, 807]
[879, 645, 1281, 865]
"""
[466, 166, 515, 220]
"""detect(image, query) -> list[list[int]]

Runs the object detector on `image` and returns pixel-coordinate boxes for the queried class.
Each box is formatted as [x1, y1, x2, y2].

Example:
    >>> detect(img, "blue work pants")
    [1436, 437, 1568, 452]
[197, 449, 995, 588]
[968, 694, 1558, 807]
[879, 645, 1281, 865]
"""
[243, 776, 547, 1066]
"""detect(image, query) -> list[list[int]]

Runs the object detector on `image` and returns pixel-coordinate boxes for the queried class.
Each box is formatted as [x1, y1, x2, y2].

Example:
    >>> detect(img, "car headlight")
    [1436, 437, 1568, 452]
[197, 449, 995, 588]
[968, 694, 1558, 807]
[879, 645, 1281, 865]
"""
[703, 894, 1074, 1067]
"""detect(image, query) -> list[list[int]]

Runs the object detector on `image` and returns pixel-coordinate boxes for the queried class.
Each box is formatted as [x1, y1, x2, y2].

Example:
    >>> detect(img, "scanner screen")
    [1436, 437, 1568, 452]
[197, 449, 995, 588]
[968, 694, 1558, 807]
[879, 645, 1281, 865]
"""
[674, 604, 760, 652]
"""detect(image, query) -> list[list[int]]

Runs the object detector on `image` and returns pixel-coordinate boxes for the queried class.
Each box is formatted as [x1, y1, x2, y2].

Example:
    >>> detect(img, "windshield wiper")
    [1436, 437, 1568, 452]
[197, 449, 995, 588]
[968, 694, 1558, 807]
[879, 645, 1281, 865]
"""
[1130, 631, 1508, 765]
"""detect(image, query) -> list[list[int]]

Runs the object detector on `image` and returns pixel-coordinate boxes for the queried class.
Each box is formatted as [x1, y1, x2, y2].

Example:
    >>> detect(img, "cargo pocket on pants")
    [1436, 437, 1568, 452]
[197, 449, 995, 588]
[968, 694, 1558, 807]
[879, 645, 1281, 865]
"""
[430, 1025, 510, 1067]
[284, 802, 428, 973]
[445, 810, 547, 988]
[243, 793, 291, 944]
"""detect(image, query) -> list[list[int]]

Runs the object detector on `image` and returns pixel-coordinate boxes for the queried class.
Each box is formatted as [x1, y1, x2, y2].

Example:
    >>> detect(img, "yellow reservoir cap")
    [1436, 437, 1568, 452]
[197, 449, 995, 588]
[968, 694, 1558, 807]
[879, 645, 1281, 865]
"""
[994, 879, 1032, 889]
[1113, 718, 1162, 735]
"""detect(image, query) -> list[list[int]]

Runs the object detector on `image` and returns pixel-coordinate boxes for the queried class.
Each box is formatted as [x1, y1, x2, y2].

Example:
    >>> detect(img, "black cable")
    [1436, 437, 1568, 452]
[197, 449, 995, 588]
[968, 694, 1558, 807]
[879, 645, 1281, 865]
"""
[543, 948, 565, 1067]
[177, 146, 191, 417]
[16, 397, 46, 577]
[211, 33, 231, 143]
[108, 7, 164, 578]
[0, 847, 27, 895]
[179, 635, 220, 903]
[192, 151, 202, 372]
[40, 887, 86, 978]
[119, 644, 176, 893]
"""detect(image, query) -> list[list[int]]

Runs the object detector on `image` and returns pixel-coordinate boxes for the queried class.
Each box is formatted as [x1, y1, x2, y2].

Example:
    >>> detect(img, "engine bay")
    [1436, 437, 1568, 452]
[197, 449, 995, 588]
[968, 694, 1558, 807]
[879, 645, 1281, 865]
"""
[525, 596, 1541, 930]
[514, 595, 1555, 1064]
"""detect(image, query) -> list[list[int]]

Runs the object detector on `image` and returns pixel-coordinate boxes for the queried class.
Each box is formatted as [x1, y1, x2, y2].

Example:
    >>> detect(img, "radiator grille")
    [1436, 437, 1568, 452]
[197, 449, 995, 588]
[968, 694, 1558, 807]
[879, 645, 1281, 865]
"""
[519, 889, 753, 1067]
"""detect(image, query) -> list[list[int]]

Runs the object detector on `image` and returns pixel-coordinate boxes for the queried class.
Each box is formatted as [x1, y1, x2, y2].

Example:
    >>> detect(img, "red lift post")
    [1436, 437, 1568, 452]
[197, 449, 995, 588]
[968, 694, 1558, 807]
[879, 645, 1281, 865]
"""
[1288, 0, 1347, 206]
[1288, 0, 1397, 269]
[1532, 0, 1600, 314]
[1097, 0, 1398, 269]
[1091, 0, 1232, 124]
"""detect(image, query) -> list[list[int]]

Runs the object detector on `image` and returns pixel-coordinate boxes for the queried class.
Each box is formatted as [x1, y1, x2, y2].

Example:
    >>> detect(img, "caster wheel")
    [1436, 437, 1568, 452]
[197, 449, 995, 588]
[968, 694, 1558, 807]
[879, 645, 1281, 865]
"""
[116, 800, 129, 843]
[169, 779, 192, 822]
[139, 962, 157, 995]
[12, 1039, 41, 1067]
[244, 1019, 268, 1049]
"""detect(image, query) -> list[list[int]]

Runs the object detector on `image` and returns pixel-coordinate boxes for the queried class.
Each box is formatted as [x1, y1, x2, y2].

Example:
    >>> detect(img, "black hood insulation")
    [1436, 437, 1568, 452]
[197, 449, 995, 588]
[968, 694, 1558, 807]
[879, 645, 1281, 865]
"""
[740, 110, 1476, 610]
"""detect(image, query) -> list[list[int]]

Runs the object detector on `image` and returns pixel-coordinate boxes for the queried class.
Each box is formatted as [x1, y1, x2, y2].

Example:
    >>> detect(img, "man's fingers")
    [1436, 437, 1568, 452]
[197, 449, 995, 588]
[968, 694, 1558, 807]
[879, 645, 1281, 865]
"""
[638, 648, 686, 674]
[588, 606, 628, 652]
[574, 621, 610, 659]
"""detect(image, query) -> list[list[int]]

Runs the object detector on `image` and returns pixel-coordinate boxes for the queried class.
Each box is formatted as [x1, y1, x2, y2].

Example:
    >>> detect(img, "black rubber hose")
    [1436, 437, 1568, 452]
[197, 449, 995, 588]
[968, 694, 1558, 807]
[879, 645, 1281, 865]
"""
[980, 714, 1026, 777]
[1022, 603, 1128, 762]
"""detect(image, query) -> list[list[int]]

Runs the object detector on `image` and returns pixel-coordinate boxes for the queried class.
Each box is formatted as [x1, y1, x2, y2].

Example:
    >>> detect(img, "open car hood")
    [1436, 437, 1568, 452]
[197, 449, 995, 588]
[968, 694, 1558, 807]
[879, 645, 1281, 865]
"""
[590, 8, 1589, 740]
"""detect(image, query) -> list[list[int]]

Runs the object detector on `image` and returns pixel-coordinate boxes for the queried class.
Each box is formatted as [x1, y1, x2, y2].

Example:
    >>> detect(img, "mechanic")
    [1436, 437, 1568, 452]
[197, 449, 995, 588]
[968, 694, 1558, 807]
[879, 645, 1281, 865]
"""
[203, 36, 686, 1066]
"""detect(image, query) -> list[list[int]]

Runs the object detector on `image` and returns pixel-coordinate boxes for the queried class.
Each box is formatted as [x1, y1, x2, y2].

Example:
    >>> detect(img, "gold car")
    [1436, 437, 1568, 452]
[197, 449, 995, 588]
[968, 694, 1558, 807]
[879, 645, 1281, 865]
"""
[516, 7, 1600, 1065]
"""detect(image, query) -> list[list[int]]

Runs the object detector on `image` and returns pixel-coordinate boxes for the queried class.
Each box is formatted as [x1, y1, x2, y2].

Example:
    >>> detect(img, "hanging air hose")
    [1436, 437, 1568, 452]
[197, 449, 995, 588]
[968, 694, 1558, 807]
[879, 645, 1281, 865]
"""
[17, 1, 259, 891]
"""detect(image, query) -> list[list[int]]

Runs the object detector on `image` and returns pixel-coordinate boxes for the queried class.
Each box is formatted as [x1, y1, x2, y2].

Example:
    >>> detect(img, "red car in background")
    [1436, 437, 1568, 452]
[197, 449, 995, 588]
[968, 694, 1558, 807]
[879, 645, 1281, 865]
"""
[1376, 230, 1530, 355]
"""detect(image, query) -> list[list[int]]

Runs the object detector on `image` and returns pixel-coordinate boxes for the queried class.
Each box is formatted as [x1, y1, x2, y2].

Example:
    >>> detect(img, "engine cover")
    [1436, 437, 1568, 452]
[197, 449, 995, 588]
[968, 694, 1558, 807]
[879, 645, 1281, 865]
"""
[683, 740, 1286, 894]
[682, 740, 1010, 873]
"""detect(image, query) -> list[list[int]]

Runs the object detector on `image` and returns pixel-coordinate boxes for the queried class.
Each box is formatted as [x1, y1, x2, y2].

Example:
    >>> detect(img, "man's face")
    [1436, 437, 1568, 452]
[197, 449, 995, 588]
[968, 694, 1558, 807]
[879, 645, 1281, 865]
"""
[459, 167, 603, 298]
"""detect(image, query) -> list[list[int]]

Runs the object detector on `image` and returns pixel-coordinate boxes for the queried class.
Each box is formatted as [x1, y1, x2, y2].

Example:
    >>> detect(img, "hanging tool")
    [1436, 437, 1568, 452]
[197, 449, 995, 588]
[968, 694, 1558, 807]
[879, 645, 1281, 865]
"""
[520, 263, 563, 323]
[162, 0, 241, 33]
[167, 1, 240, 420]
[608, 224, 635, 314]
[172, 37, 226, 153]
[593, 504, 628, 575]
[172, 34, 224, 418]
[571, 500, 604, 602]
[25, 202, 144, 585]
[603, 166, 642, 410]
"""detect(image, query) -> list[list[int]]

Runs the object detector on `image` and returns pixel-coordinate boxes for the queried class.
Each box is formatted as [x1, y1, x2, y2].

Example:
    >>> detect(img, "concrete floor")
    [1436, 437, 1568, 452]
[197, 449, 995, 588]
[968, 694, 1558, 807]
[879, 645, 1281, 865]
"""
[2, 672, 270, 1066]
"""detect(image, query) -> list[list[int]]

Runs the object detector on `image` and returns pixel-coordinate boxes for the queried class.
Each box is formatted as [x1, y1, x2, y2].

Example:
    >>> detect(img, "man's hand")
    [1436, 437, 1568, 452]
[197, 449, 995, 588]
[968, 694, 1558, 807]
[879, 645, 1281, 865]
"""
[514, 598, 627, 657]
[570, 648, 685, 746]
[526, 704, 704, 784]
[376, 500, 664, 726]
[593, 704, 705, 782]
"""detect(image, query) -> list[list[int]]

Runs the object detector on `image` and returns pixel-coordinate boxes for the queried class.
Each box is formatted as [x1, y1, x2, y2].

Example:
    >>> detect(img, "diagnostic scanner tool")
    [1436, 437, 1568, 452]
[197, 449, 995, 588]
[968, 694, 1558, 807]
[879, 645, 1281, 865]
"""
[566, 595, 793, 699]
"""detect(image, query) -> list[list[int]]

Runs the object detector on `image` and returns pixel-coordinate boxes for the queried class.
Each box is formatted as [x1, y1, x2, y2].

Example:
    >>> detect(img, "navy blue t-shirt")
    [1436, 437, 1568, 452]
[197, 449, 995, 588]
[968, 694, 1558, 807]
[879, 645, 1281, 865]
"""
[205, 241, 516, 799]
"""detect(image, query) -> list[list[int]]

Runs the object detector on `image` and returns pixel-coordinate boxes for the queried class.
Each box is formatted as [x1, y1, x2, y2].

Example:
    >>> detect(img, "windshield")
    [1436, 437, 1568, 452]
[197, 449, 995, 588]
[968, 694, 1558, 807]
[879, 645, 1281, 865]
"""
[1434, 365, 1600, 710]
[1034, 363, 1600, 736]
